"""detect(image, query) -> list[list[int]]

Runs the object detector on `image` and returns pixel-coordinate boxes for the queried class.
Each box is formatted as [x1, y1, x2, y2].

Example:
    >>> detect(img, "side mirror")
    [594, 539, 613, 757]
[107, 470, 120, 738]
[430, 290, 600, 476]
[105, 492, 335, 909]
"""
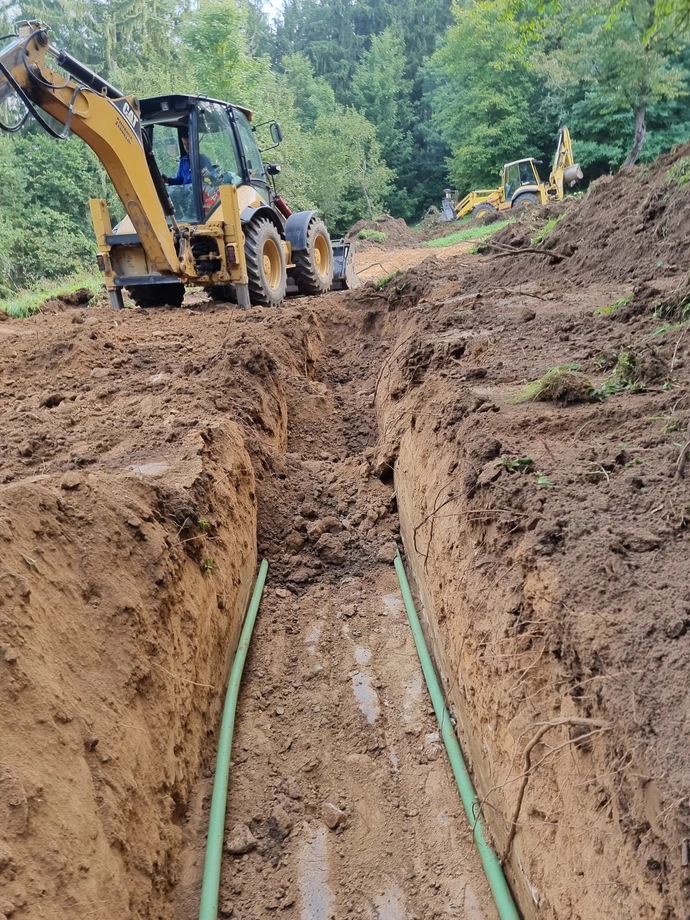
[266, 163, 281, 176]
[271, 122, 283, 144]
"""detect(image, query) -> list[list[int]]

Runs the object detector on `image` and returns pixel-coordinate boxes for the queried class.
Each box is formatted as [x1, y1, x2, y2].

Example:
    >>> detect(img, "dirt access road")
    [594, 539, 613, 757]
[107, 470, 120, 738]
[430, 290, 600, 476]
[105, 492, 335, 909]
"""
[356, 240, 472, 283]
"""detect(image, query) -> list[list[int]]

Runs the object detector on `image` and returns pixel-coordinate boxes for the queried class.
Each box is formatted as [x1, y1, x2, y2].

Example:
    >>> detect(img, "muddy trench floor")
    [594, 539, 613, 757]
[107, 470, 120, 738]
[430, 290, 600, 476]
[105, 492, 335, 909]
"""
[174, 328, 497, 920]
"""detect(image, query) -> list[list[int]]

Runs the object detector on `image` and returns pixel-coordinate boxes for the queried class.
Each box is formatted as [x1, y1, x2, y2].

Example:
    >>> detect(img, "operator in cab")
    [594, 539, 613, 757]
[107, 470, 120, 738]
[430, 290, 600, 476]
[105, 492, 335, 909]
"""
[163, 131, 214, 185]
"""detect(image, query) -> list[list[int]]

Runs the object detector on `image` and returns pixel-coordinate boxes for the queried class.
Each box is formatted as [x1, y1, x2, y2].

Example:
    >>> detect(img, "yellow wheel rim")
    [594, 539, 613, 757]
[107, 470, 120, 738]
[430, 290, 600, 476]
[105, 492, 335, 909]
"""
[314, 233, 330, 279]
[262, 238, 282, 290]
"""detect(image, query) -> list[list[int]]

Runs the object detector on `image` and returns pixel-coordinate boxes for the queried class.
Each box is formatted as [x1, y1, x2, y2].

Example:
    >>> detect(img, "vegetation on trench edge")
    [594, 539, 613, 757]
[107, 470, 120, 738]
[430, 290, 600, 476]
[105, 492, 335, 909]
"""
[423, 218, 514, 248]
[0, 271, 105, 318]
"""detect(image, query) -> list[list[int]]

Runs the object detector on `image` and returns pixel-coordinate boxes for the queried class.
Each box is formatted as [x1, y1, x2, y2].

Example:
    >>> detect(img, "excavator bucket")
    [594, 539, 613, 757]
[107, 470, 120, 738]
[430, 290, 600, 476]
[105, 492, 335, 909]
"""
[331, 239, 358, 290]
[439, 188, 458, 222]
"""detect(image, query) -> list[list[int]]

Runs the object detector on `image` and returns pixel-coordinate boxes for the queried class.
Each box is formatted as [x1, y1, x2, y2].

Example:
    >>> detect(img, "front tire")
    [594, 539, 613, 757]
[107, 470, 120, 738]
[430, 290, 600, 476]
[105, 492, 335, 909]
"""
[293, 218, 334, 295]
[244, 219, 287, 307]
[127, 283, 185, 308]
[472, 203, 496, 222]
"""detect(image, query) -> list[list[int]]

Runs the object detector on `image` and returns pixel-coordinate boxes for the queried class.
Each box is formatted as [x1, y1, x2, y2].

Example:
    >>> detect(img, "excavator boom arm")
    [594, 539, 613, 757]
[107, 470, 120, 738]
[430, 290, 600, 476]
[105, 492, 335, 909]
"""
[0, 25, 179, 275]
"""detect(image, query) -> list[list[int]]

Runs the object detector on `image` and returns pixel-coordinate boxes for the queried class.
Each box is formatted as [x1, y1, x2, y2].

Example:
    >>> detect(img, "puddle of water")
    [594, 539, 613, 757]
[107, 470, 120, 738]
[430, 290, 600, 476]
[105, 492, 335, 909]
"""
[382, 593, 402, 618]
[351, 672, 379, 723]
[130, 461, 169, 476]
[355, 646, 371, 666]
[374, 883, 406, 920]
[301, 827, 334, 920]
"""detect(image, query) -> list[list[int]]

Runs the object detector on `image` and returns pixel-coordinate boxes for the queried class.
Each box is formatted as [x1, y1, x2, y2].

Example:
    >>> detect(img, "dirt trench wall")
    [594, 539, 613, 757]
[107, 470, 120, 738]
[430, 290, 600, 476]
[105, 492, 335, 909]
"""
[393, 423, 675, 920]
[0, 422, 256, 920]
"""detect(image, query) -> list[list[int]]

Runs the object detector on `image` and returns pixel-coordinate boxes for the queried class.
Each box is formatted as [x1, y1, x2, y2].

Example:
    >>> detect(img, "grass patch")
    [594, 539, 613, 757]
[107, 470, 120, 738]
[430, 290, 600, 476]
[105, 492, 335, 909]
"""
[374, 270, 402, 291]
[592, 349, 646, 399]
[665, 157, 690, 189]
[531, 214, 564, 245]
[0, 271, 103, 318]
[358, 229, 388, 242]
[511, 365, 595, 404]
[594, 293, 633, 316]
[424, 218, 514, 248]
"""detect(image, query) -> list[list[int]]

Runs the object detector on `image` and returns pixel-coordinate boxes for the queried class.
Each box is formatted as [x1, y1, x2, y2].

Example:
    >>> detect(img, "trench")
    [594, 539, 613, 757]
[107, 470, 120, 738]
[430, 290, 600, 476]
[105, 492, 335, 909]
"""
[173, 308, 501, 920]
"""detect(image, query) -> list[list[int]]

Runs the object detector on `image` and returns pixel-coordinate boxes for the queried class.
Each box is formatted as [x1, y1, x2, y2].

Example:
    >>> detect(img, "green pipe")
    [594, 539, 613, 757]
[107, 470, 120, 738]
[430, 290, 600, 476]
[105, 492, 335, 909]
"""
[198, 558, 269, 920]
[394, 551, 520, 920]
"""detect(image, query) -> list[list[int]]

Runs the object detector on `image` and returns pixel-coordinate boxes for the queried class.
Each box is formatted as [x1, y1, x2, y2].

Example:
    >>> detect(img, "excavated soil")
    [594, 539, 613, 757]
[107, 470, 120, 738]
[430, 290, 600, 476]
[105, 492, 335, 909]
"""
[1, 142, 690, 920]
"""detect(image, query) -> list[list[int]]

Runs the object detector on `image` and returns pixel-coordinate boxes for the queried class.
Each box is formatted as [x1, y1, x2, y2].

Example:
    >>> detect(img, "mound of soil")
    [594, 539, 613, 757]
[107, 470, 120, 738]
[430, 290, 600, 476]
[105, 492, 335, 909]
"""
[347, 214, 421, 249]
[480, 141, 690, 288]
[361, 140, 690, 918]
[39, 287, 96, 313]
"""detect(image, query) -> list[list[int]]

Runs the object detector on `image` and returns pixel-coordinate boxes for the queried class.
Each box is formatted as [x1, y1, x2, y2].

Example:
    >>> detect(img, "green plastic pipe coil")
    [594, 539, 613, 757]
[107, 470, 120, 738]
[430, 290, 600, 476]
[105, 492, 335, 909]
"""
[393, 551, 521, 920]
[198, 558, 269, 920]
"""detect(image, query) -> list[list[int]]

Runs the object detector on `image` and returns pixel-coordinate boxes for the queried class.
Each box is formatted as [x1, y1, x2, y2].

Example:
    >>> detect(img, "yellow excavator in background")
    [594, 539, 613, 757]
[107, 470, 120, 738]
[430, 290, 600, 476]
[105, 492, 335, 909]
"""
[440, 128, 583, 222]
[0, 22, 357, 309]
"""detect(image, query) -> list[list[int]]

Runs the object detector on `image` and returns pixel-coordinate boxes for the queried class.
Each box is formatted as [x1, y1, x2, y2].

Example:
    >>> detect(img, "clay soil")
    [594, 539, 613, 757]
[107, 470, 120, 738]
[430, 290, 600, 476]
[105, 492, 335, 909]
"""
[1, 141, 690, 920]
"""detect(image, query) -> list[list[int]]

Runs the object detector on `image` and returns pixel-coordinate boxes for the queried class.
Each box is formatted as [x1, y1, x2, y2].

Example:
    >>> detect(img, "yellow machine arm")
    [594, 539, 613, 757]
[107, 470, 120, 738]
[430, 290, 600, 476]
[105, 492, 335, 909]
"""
[549, 127, 583, 196]
[0, 23, 179, 275]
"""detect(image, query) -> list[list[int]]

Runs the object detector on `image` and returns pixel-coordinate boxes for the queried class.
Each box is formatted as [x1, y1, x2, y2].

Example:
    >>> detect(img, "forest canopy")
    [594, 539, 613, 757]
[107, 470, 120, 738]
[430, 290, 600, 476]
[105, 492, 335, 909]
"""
[0, 0, 688, 294]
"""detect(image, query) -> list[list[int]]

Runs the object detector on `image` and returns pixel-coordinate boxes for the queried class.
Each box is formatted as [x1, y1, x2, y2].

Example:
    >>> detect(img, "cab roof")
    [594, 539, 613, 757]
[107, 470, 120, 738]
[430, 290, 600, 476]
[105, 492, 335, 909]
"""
[139, 94, 253, 122]
[503, 157, 536, 169]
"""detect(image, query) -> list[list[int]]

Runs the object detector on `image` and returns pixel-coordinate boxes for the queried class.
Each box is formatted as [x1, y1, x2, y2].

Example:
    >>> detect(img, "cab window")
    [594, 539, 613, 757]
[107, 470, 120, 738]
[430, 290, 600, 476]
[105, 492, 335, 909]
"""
[504, 163, 520, 200]
[234, 110, 267, 188]
[519, 161, 535, 186]
[197, 101, 243, 218]
[150, 123, 197, 223]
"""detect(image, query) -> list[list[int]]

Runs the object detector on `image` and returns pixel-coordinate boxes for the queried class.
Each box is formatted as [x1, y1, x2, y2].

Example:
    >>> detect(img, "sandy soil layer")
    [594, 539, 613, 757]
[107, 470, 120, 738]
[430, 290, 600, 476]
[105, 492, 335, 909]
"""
[356, 241, 472, 283]
[0, 421, 256, 919]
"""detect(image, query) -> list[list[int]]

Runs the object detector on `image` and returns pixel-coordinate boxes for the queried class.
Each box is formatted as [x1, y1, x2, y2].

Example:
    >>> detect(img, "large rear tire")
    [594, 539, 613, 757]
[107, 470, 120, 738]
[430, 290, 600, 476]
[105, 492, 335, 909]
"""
[127, 283, 185, 308]
[512, 192, 540, 210]
[293, 218, 334, 295]
[244, 218, 287, 307]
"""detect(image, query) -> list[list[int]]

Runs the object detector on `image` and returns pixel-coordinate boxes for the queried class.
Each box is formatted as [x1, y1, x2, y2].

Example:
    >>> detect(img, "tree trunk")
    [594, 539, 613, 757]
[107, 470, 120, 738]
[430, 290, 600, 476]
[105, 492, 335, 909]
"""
[623, 103, 647, 167]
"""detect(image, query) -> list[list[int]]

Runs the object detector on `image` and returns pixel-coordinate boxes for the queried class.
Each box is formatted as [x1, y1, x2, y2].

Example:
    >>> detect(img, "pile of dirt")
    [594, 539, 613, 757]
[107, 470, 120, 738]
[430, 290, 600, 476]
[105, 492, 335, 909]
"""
[39, 287, 97, 313]
[347, 214, 421, 249]
[360, 149, 690, 916]
[0, 303, 326, 918]
[479, 141, 690, 289]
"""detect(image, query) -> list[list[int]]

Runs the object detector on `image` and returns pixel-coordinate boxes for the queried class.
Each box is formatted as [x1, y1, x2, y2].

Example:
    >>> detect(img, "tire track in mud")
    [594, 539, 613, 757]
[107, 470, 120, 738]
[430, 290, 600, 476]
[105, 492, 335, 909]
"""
[184, 319, 498, 920]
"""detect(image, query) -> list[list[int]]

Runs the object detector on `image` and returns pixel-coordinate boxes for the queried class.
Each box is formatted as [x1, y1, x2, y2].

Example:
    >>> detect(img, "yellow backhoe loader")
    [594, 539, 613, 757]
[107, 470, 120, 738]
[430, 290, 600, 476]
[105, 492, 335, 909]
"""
[0, 22, 357, 309]
[440, 128, 583, 222]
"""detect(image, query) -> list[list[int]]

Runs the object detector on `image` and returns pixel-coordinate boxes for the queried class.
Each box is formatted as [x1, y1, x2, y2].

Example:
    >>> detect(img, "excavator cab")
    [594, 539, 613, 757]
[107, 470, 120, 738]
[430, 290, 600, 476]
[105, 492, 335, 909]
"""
[140, 95, 268, 225]
[500, 159, 543, 206]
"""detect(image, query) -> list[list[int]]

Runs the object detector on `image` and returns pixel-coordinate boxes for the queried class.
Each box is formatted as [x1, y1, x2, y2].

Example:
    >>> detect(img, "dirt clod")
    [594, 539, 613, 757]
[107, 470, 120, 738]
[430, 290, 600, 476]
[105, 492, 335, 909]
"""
[225, 824, 257, 856]
[314, 532, 346, 565]
[321, 802, 345, 829]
